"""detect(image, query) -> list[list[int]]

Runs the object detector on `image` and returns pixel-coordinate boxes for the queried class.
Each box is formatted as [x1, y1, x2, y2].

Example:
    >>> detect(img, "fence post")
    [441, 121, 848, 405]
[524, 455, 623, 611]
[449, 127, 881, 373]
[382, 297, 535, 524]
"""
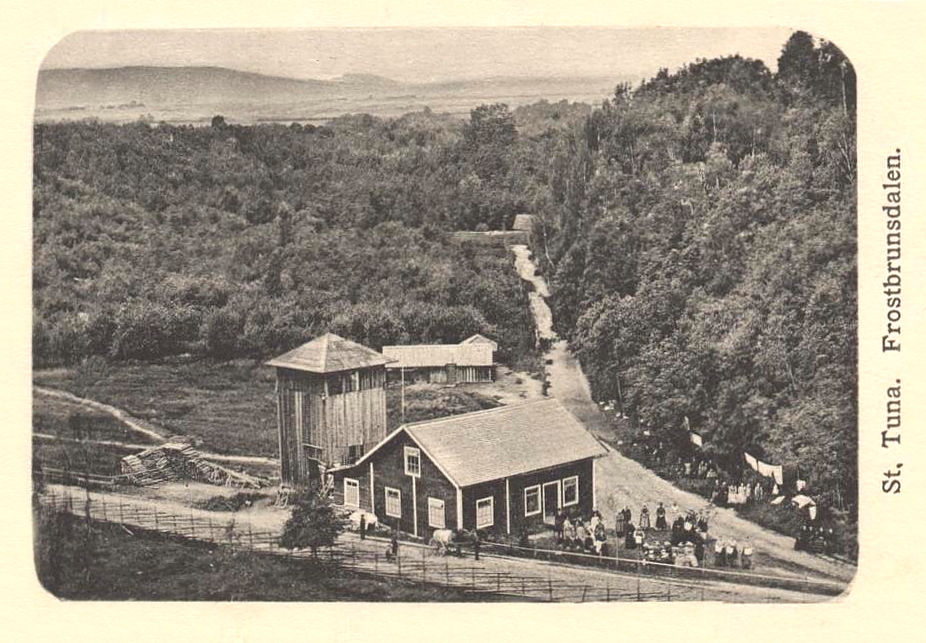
[445, 558, 450, 584]
[154, 509, 159, 531]
[208, 516, 214, 542]
[397, 554, 402, 578]
[248, 523, 254, 550]
[472, 566, 476, 590]
[119, 500, 124, 524]
[101, 498, 107, 521]
[667, 586, 671, 602]
[606, 582, 610, 603]
[496, 572, 501, 592]
[548, 579, 553, 602]
[190, 513, 196, 539]
[374, 552, 379, 575]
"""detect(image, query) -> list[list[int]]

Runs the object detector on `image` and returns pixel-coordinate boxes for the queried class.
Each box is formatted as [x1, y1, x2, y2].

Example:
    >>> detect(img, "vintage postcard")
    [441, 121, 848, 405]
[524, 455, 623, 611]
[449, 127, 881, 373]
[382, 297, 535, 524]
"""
[4, 0, 926, 641]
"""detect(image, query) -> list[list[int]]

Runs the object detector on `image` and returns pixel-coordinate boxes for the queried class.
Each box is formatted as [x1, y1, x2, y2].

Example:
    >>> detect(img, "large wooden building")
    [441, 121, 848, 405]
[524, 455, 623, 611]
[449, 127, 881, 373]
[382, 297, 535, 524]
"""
[330, 398, 607, 538]
[267, 333, 393, 487]
[381, 336, 496, 384]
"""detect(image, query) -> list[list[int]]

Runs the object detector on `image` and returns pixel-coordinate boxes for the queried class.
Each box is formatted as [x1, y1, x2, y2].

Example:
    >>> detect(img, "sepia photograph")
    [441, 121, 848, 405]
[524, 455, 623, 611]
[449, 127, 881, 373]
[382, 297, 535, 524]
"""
[31, 26, 857, 604]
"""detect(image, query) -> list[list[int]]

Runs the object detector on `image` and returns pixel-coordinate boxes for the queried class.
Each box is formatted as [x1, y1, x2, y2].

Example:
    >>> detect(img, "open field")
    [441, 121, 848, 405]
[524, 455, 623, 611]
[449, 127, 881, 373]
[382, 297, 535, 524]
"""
[34, 359, 515, 461]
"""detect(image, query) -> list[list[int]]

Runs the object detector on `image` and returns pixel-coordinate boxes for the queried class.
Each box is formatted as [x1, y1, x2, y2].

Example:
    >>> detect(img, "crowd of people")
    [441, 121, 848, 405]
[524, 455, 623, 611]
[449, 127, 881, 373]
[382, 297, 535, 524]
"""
[549, 500, 757, 570]
[554, 509, 612, 556]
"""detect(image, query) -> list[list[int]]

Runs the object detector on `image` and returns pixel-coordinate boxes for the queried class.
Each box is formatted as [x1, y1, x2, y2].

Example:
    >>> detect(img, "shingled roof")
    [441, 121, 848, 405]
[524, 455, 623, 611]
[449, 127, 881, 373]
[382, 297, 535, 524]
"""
[400, 398, 606, 487]
[266, 333, 392, 374]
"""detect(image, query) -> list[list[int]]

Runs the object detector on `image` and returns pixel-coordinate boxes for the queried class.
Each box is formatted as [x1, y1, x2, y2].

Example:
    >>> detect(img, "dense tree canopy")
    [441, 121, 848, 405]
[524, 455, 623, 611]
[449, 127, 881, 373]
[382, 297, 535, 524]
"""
[540, 33, 857, 515]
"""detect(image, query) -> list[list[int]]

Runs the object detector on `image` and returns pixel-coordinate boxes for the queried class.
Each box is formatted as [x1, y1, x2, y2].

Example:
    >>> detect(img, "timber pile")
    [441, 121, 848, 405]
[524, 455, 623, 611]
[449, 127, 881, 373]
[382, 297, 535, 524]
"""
[120, 442, 262, 489]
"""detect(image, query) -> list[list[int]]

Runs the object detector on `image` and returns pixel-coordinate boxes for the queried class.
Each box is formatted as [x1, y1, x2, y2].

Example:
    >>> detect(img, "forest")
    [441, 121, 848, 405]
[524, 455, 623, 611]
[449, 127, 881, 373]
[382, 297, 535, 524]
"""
[541, 32, 857, 517]
[33, 32, 856, 524]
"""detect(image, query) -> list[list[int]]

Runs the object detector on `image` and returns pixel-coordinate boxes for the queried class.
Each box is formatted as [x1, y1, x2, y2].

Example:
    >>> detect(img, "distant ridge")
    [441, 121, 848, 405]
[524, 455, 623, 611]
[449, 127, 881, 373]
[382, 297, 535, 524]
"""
[35, 65, 628, 124]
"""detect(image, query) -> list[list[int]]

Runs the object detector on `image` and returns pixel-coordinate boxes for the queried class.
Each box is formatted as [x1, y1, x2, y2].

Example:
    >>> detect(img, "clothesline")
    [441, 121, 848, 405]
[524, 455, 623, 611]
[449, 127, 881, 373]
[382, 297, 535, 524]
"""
[684, 418, 809, 500]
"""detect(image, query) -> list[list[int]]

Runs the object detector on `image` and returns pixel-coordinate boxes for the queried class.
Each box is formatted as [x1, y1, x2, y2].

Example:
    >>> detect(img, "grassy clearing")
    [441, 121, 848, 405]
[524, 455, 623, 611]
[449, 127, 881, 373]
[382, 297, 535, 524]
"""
[32, 395, 160, 445]
[34, 510, 499, 601]
[33, 439, 133, 476]
[35, 358, 279, 457]
[35, 359, 503, 459]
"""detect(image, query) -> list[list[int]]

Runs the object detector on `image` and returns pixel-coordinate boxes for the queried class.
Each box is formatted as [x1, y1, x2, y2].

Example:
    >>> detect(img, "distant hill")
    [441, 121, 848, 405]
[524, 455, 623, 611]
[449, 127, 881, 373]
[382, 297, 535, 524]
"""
[35, 66, 629, 124]
[37, 66, 358, 108]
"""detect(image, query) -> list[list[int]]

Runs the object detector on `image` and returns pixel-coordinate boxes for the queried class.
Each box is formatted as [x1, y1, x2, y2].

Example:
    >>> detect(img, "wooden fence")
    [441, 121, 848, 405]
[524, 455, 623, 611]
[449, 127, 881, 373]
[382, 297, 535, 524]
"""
[37, 489, 701, 603]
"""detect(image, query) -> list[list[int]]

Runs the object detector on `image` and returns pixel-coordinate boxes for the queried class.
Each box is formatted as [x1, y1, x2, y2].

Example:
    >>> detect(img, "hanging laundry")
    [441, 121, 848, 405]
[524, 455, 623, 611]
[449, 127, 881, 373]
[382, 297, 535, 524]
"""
[771, 466, 784, 486]
[796, 479, 807, 492]
[756, 460, 776, 478]
[689, 431, 703, 447]
[744, 452, 759, 471]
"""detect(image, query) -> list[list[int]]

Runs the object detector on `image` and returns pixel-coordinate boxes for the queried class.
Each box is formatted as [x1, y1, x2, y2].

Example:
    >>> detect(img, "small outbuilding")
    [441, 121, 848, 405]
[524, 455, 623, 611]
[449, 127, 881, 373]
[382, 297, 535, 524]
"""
[330, 398, 607, 539]
[382, 339, 495, 384]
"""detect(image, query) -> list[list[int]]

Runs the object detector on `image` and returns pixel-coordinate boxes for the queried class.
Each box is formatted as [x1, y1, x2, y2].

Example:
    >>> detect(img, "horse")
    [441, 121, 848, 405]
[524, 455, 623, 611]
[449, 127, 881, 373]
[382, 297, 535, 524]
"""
[429, 528, 455, 556]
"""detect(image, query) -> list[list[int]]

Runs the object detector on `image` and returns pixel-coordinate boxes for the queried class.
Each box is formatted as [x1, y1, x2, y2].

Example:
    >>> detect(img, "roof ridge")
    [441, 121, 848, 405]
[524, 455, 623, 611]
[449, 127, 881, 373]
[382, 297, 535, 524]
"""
[319, 333, 331, 369]
[403, 397, 560, 431]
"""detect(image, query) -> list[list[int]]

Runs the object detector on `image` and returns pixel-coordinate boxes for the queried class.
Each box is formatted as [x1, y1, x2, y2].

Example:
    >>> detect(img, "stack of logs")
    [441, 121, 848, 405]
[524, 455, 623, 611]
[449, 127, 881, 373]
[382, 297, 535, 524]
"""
[120, 441, 262, 489]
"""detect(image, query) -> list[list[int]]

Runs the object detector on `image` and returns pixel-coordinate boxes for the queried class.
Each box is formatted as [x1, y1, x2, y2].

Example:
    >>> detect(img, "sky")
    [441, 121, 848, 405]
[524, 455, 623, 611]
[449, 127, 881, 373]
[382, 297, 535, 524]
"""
[42, 27, 794, 83]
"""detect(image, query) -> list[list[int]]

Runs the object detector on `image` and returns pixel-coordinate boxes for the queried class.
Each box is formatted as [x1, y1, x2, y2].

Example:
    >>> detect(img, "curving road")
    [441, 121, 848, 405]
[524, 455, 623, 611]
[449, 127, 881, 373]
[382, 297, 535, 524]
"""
[510, 244, 855, 586]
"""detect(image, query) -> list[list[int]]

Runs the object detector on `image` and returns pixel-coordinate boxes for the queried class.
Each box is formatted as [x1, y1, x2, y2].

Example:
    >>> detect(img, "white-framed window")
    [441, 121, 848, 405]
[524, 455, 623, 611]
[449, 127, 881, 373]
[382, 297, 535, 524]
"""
[404, 446, 421, 477]
[523, 485, 541, 517]
[428, 497, 446, 529]
[343, 478, 360, 507]
[385, 487, 402, 518]
[476, 496, 494, 529]
[562, 476, 579, 507]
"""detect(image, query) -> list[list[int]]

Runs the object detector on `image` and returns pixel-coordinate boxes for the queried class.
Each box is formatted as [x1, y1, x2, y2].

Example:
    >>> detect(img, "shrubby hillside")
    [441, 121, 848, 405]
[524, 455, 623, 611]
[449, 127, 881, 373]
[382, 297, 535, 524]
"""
[33, 107, 545, 366]
[539, 32, 857, 515]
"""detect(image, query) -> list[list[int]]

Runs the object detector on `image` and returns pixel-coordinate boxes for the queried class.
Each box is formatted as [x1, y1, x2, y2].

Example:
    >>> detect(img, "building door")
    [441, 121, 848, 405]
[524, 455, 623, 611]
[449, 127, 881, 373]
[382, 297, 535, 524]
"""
[446, 363, 457, 384]
[542, 481, 561, 523]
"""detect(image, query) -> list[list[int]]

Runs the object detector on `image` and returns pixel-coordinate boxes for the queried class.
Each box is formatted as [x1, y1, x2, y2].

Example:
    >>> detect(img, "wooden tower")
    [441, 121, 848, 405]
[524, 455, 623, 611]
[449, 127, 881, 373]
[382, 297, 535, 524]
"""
[267, 333, 392, 487]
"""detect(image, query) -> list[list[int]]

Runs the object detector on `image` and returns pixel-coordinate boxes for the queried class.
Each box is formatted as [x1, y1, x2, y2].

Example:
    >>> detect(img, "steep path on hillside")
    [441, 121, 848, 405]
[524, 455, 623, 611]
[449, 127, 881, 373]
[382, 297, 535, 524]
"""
[509, 244, 855, 585]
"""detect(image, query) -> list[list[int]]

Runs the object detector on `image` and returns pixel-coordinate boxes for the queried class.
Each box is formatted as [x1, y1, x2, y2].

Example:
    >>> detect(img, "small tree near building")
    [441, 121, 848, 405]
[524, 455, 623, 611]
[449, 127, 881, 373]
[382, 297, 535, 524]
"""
[278, 489, 347, 560]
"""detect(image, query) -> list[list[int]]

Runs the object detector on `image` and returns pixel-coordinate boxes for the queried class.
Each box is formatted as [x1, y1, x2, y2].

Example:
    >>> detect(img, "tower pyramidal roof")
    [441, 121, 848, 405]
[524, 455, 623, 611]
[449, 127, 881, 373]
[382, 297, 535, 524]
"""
[266, 332, 393, 374]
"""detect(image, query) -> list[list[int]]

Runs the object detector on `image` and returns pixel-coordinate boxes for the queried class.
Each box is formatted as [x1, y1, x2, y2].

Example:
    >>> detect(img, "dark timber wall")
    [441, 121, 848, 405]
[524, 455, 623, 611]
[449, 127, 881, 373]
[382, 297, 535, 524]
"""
[276, 365, 387, 486]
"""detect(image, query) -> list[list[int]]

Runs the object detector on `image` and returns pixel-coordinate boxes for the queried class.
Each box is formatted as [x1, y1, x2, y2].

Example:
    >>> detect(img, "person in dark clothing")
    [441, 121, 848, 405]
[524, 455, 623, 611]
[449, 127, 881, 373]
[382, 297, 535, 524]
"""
[694, 540, 705, 566]
[472, 530, 481, 561]
[655, 502, 667, 530]
[359, 513, 367, 540]
[387, 532, 399, 561]
[518, 526, 531, 549]
[554, 509, 566, 544]
[624, 523, 636, 549]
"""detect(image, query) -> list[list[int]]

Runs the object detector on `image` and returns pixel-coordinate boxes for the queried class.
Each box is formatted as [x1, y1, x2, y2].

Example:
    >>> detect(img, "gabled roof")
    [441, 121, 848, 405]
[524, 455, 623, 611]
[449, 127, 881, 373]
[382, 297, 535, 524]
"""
[266, 333, 392, 374]
[337, 398, 606, 487]
[381, 343, 493, 368]
[459, 334, 499, 351]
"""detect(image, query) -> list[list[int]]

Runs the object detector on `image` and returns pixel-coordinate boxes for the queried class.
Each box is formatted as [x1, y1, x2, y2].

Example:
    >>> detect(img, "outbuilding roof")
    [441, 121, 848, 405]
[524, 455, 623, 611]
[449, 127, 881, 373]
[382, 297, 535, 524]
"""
[512, 214, 536, 232]
[459, 334, 499, 351]
[266, 333, 392, 374]
[381, 343, 493, 369]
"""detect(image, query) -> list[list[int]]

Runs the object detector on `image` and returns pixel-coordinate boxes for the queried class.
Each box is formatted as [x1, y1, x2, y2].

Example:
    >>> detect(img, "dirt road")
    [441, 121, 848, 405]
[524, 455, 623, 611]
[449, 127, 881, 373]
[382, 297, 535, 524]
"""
[42, 484, 832, 603]
[509, 245, 856, 586]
